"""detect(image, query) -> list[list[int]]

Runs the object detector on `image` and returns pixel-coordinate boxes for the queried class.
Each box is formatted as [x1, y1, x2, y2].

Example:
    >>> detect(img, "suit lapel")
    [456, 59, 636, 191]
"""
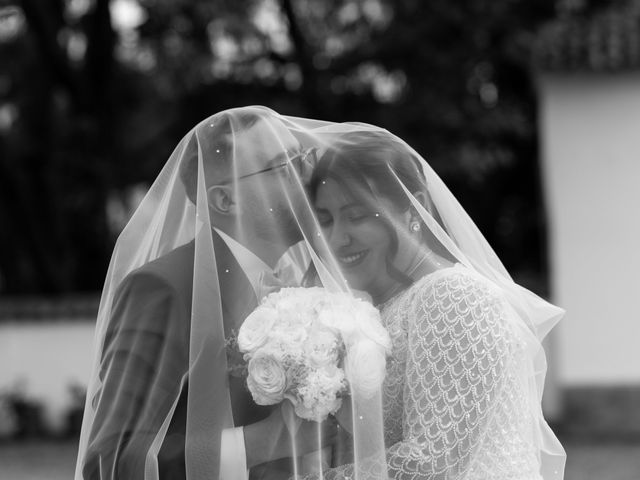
[212, 232, 259, 332]
[212, 232, 270, 427]
[212, 233, 302, 479]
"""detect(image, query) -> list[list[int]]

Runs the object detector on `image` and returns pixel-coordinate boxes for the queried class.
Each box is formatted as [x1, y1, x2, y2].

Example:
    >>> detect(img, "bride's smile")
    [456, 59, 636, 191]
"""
[314, 177, 417, 303]
[337, 249, 368, 266]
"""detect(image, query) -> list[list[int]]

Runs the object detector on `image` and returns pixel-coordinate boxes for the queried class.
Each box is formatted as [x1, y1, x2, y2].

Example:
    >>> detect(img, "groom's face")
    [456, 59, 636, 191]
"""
[232, 119, 308, 246]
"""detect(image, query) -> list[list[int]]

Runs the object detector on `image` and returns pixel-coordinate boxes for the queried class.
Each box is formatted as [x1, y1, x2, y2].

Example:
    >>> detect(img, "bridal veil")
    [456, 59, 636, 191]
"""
[75, 105, 565, 479]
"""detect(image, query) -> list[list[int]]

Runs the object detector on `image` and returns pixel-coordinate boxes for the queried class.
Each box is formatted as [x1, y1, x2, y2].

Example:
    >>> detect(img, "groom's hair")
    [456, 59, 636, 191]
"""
[178, 108, 263, 204]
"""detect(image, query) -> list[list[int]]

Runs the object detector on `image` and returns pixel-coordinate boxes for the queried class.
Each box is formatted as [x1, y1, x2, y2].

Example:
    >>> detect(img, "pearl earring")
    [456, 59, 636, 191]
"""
[410, 221, 421, 232]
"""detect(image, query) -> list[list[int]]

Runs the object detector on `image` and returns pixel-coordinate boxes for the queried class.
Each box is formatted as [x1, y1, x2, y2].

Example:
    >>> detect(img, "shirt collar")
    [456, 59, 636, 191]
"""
[214, 228, 272, 298]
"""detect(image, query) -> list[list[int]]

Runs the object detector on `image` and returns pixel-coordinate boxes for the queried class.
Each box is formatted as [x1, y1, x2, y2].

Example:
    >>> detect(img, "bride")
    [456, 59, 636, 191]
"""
[301, 129, 566, 479]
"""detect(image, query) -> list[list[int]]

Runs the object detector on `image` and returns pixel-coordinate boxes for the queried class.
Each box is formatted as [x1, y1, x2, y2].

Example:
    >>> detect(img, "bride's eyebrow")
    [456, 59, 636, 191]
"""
[313, 202, 365, 214]
[341, 203, 366, 212]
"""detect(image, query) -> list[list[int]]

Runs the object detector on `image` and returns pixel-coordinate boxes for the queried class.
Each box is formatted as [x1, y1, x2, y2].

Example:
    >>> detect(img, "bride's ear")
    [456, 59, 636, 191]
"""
[207, 185, 236, 215]
[413, 190, 440, 217]
[412, 191, 427, 209]
[410, 191, 431, 217]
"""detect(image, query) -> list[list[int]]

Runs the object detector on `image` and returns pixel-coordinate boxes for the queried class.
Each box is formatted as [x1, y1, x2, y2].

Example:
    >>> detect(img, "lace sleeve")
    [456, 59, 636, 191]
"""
[300, 270, 512, 480]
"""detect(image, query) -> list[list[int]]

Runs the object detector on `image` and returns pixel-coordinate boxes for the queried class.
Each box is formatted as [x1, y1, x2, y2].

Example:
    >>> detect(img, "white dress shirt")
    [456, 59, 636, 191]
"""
[215, 230, 323, 479]
[215, 229, 272, 480]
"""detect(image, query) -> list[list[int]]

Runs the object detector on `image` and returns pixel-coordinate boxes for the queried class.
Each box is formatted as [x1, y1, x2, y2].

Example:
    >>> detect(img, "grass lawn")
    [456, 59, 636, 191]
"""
[0, 440, 78, 480]
[0, 439, 639, 479]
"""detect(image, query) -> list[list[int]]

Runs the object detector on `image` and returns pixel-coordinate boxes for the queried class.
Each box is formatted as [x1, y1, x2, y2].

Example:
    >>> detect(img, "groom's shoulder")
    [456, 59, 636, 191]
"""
[119, 241, 196, 300]
[142, 241, 195, 279]
[105, 243, 196, 350]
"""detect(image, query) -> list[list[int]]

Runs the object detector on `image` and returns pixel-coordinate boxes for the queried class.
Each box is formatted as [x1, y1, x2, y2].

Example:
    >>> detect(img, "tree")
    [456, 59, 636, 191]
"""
[0, 0, 559, 294]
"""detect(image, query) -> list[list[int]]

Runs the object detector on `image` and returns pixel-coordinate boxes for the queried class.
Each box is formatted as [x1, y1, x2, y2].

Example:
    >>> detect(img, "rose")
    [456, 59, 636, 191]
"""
[351, 305, 391, 351]
[317, 303, 352, 334]
[246, 350, 287, 405]
[271, 318, 309, 347]
[344, 339, 387, 399]
[319, 298, 390, 352]
[238, 307, 277, 354]
[305, 327, 340, 368]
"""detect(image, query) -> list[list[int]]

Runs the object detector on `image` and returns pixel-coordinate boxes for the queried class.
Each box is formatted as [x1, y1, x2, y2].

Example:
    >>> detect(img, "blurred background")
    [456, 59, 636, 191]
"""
[0, 0, 639, 478]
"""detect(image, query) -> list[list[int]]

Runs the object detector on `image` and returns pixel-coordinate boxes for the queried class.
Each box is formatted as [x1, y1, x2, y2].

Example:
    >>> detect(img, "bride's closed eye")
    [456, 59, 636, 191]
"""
[344, 206, 374, 223]
[316, 211, 333, 227]
[315, 208, 372, 228]
[317, 211, 374, 228]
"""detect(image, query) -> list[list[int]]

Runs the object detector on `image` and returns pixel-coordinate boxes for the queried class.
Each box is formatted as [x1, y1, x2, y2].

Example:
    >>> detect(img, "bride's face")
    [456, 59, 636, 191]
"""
[314, 178, 410, 300]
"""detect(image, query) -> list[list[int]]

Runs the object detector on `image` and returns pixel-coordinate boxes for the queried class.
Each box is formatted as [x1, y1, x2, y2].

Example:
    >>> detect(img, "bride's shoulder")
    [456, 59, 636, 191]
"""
[409, 264, 505, 309]
[403, 265, 513, 341]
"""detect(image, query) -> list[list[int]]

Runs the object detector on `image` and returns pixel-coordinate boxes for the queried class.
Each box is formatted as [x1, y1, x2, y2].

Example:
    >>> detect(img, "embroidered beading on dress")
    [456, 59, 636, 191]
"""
[298, 266, 542, 480]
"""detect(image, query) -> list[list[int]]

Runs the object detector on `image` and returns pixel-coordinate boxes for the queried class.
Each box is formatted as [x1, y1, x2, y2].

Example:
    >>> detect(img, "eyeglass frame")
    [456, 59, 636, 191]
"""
[218, 147, 318, 184]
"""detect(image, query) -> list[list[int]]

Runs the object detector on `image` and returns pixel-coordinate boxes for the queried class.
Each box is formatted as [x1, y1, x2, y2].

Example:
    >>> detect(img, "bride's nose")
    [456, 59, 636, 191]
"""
[329, 225, 352, 248]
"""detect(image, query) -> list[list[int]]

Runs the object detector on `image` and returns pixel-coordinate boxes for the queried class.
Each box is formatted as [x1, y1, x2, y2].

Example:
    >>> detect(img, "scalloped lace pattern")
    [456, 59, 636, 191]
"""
[298, 266, 541, 480]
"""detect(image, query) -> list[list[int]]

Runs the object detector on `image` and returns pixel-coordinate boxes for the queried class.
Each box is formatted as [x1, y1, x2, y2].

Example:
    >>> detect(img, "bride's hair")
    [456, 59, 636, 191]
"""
[309, 131, 436, 287]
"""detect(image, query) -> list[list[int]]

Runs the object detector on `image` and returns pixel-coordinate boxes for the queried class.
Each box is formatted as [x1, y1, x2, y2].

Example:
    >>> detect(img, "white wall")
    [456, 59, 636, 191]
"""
[0, 320, 96, 432]
[538, 73, 640, 386]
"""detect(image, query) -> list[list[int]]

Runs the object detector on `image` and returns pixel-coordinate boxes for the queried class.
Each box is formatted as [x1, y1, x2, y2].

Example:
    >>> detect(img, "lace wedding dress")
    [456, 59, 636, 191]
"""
[304, 264, 543, 480]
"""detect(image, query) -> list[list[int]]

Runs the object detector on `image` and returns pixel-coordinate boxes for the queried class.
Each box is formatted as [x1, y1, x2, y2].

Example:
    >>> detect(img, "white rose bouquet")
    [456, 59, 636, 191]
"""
[237, 287, 391, 422]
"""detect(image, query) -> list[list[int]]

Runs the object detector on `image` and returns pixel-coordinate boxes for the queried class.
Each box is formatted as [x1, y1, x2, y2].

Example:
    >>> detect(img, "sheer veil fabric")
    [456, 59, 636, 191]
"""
[75, 106, 565, 480]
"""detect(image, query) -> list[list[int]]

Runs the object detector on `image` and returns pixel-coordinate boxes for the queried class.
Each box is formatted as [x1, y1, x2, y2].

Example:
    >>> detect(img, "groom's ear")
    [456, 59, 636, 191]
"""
[207, 185, 236, 215]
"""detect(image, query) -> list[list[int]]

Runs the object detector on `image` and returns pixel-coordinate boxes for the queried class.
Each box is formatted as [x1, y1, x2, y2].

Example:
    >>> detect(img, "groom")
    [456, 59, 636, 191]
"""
[81, 107, 330, 479]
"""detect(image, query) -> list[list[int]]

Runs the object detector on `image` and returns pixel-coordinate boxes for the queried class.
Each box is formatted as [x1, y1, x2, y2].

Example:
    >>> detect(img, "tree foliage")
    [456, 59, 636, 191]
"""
[0, 0, 558, 294]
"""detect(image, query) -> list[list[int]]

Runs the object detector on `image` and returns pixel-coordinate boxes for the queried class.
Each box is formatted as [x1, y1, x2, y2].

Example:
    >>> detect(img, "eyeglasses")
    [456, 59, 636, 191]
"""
[228, 148, 318, 182]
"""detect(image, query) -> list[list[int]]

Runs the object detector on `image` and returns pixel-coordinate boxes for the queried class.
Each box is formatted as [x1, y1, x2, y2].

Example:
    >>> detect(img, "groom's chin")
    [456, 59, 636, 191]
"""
[278, 221, 305, 247]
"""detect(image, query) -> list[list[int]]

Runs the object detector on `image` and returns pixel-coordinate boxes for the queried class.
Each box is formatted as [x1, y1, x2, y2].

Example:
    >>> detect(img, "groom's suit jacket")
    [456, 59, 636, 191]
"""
[82, 232, 291, 480]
